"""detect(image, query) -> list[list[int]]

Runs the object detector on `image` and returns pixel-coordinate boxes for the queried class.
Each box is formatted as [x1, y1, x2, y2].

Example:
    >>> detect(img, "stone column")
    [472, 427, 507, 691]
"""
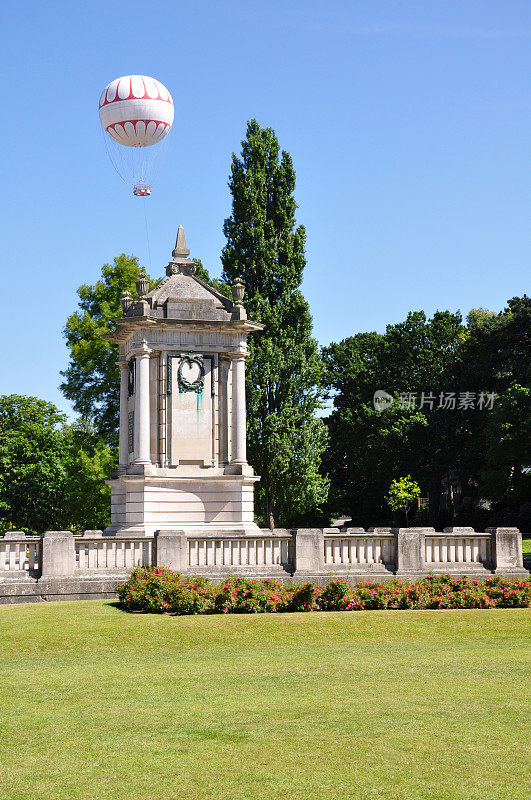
[117, 359, 129, 472]
[231, 352, 247, 465]
[133, 340, 152, 465]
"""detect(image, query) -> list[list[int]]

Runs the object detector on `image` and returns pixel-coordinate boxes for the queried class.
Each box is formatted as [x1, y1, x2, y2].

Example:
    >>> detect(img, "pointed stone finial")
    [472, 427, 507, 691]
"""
[166, 225, 196, 276]
[172, 225, 190, 258]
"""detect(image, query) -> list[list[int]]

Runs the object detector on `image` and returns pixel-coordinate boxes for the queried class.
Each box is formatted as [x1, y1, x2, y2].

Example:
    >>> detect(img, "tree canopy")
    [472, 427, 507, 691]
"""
[221, 120, 329, 527]
[0, 395, 116, 533]
[323, 296, 531, 530]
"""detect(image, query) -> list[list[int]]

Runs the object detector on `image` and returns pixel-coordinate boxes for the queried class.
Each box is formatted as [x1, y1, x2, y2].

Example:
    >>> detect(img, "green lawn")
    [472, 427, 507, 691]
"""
[0, 602, 529, 800]
[522, 536, 531, 555]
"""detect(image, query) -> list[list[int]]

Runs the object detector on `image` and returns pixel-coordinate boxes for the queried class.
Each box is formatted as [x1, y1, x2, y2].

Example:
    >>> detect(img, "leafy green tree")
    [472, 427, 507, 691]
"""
[323, 311, 465, 525]
[386, 476, 421, 526]
[62, 419, 117, 531]
[0, 395, 70, 532]
[61, 254, 147, 445]
[323, 401, 430, 527]
[0, 396, 116, 533]
[325, 311, 465, 407]
[456, 296, 531, 515]
[462, 296, 531, 391]
[478, 383, 531, 505]
[324, 296, 530, 528]
[221, 119, 328, 527]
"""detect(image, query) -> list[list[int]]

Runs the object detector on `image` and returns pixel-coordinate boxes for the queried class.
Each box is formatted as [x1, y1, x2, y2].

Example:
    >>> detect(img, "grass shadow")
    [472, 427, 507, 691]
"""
[105, 600, 126, 612]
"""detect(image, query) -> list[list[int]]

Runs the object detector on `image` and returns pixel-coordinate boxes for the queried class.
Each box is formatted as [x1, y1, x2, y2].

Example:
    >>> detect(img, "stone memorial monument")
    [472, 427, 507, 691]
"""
[105, 226, 263, 537]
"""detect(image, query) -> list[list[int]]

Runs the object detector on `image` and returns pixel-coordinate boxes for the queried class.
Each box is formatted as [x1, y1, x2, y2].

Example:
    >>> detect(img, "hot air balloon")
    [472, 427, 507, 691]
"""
[99, 75, 174, 196]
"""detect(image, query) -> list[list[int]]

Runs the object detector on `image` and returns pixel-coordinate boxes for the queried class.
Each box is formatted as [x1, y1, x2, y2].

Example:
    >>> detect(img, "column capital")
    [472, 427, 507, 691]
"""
[131, 339, 152, 358]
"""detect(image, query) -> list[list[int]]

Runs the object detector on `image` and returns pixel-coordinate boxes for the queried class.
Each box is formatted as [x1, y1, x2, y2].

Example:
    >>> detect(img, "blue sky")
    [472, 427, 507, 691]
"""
[2, 0, 529, 416]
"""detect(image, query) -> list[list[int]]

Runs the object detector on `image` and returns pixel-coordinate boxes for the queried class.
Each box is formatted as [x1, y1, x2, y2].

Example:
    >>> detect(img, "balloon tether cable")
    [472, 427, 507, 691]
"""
[142, 197, 153, 275]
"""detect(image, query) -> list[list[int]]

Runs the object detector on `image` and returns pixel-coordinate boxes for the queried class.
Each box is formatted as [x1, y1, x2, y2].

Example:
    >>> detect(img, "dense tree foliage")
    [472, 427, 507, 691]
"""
[0, 395, 116, 533]
[221, 120, 328, 527]
[0, 396, 71, 532]
[62, 418, 116, 531]
[324, 297, 531, 529]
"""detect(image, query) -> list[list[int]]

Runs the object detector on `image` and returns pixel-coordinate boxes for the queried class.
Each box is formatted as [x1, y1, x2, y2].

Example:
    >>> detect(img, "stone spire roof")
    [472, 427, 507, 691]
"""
[114, 226, 260, 330]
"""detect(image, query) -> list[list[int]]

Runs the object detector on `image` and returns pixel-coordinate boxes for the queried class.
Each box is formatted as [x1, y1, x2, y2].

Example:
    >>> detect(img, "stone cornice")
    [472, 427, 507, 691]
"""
[105, 316, 263, 343]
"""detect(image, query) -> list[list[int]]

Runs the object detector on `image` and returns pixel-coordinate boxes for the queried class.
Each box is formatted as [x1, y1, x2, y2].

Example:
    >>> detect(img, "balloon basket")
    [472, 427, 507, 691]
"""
[133, 184, 151, 197]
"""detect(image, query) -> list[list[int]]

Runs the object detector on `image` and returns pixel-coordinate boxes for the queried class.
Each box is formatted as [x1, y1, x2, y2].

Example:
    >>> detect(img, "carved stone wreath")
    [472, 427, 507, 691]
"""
[177, 355, 205, 394]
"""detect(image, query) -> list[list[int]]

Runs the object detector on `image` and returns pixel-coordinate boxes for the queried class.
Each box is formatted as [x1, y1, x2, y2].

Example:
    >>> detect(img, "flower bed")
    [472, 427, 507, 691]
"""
[116, 570, 531, 615]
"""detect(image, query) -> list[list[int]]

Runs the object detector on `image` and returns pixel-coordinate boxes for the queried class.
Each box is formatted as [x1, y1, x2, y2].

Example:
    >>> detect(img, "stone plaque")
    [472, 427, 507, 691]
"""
[168, 354, 213, 466]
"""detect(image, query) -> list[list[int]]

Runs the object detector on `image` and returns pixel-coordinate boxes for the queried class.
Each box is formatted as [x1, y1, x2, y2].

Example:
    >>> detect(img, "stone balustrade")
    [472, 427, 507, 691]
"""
[187, 533, 291, 571]
[0, 533, 41, 575]
[425, 531, 491, 569]
[323, 531, 396, 571]
[75, 534, 153, 572]
[0, 526, 527, 603]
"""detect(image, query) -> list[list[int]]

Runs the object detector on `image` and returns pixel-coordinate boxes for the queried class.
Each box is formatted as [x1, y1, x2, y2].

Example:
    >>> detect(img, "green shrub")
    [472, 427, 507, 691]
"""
[354, 582, 389, 610]
[116, 568, 214, 614]
[164, 576, 215, 615]
[415, 575, 494, 609]
[287, 582, 321, 612]
[116, 570, 531, 615]
[318, 579, 353, 611]
[214, 577, 288, 614]
[484, 575, 531, 607]
[116, 567, 176, 613]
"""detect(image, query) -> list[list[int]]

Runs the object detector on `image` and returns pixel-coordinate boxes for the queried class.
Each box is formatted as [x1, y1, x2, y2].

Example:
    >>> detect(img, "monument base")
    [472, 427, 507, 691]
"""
[106, 470, 261, 537]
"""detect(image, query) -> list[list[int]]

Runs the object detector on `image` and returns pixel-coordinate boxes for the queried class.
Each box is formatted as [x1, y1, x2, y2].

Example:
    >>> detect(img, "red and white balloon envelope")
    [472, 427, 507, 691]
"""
[99, 75, 174, 196]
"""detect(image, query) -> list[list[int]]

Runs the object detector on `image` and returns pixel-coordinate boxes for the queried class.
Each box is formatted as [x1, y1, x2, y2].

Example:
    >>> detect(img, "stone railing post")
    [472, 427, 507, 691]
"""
[41, 531, 75, 577]
[154, 530, 187, 572]
[395, 528, 432, 576]
[293, 529, 324, 576]
[487, 527, 527, 576]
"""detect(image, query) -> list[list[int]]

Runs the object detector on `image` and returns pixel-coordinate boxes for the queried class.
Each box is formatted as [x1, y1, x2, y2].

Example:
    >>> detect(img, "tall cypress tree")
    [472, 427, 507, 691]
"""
[221, 120, 328, 528]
